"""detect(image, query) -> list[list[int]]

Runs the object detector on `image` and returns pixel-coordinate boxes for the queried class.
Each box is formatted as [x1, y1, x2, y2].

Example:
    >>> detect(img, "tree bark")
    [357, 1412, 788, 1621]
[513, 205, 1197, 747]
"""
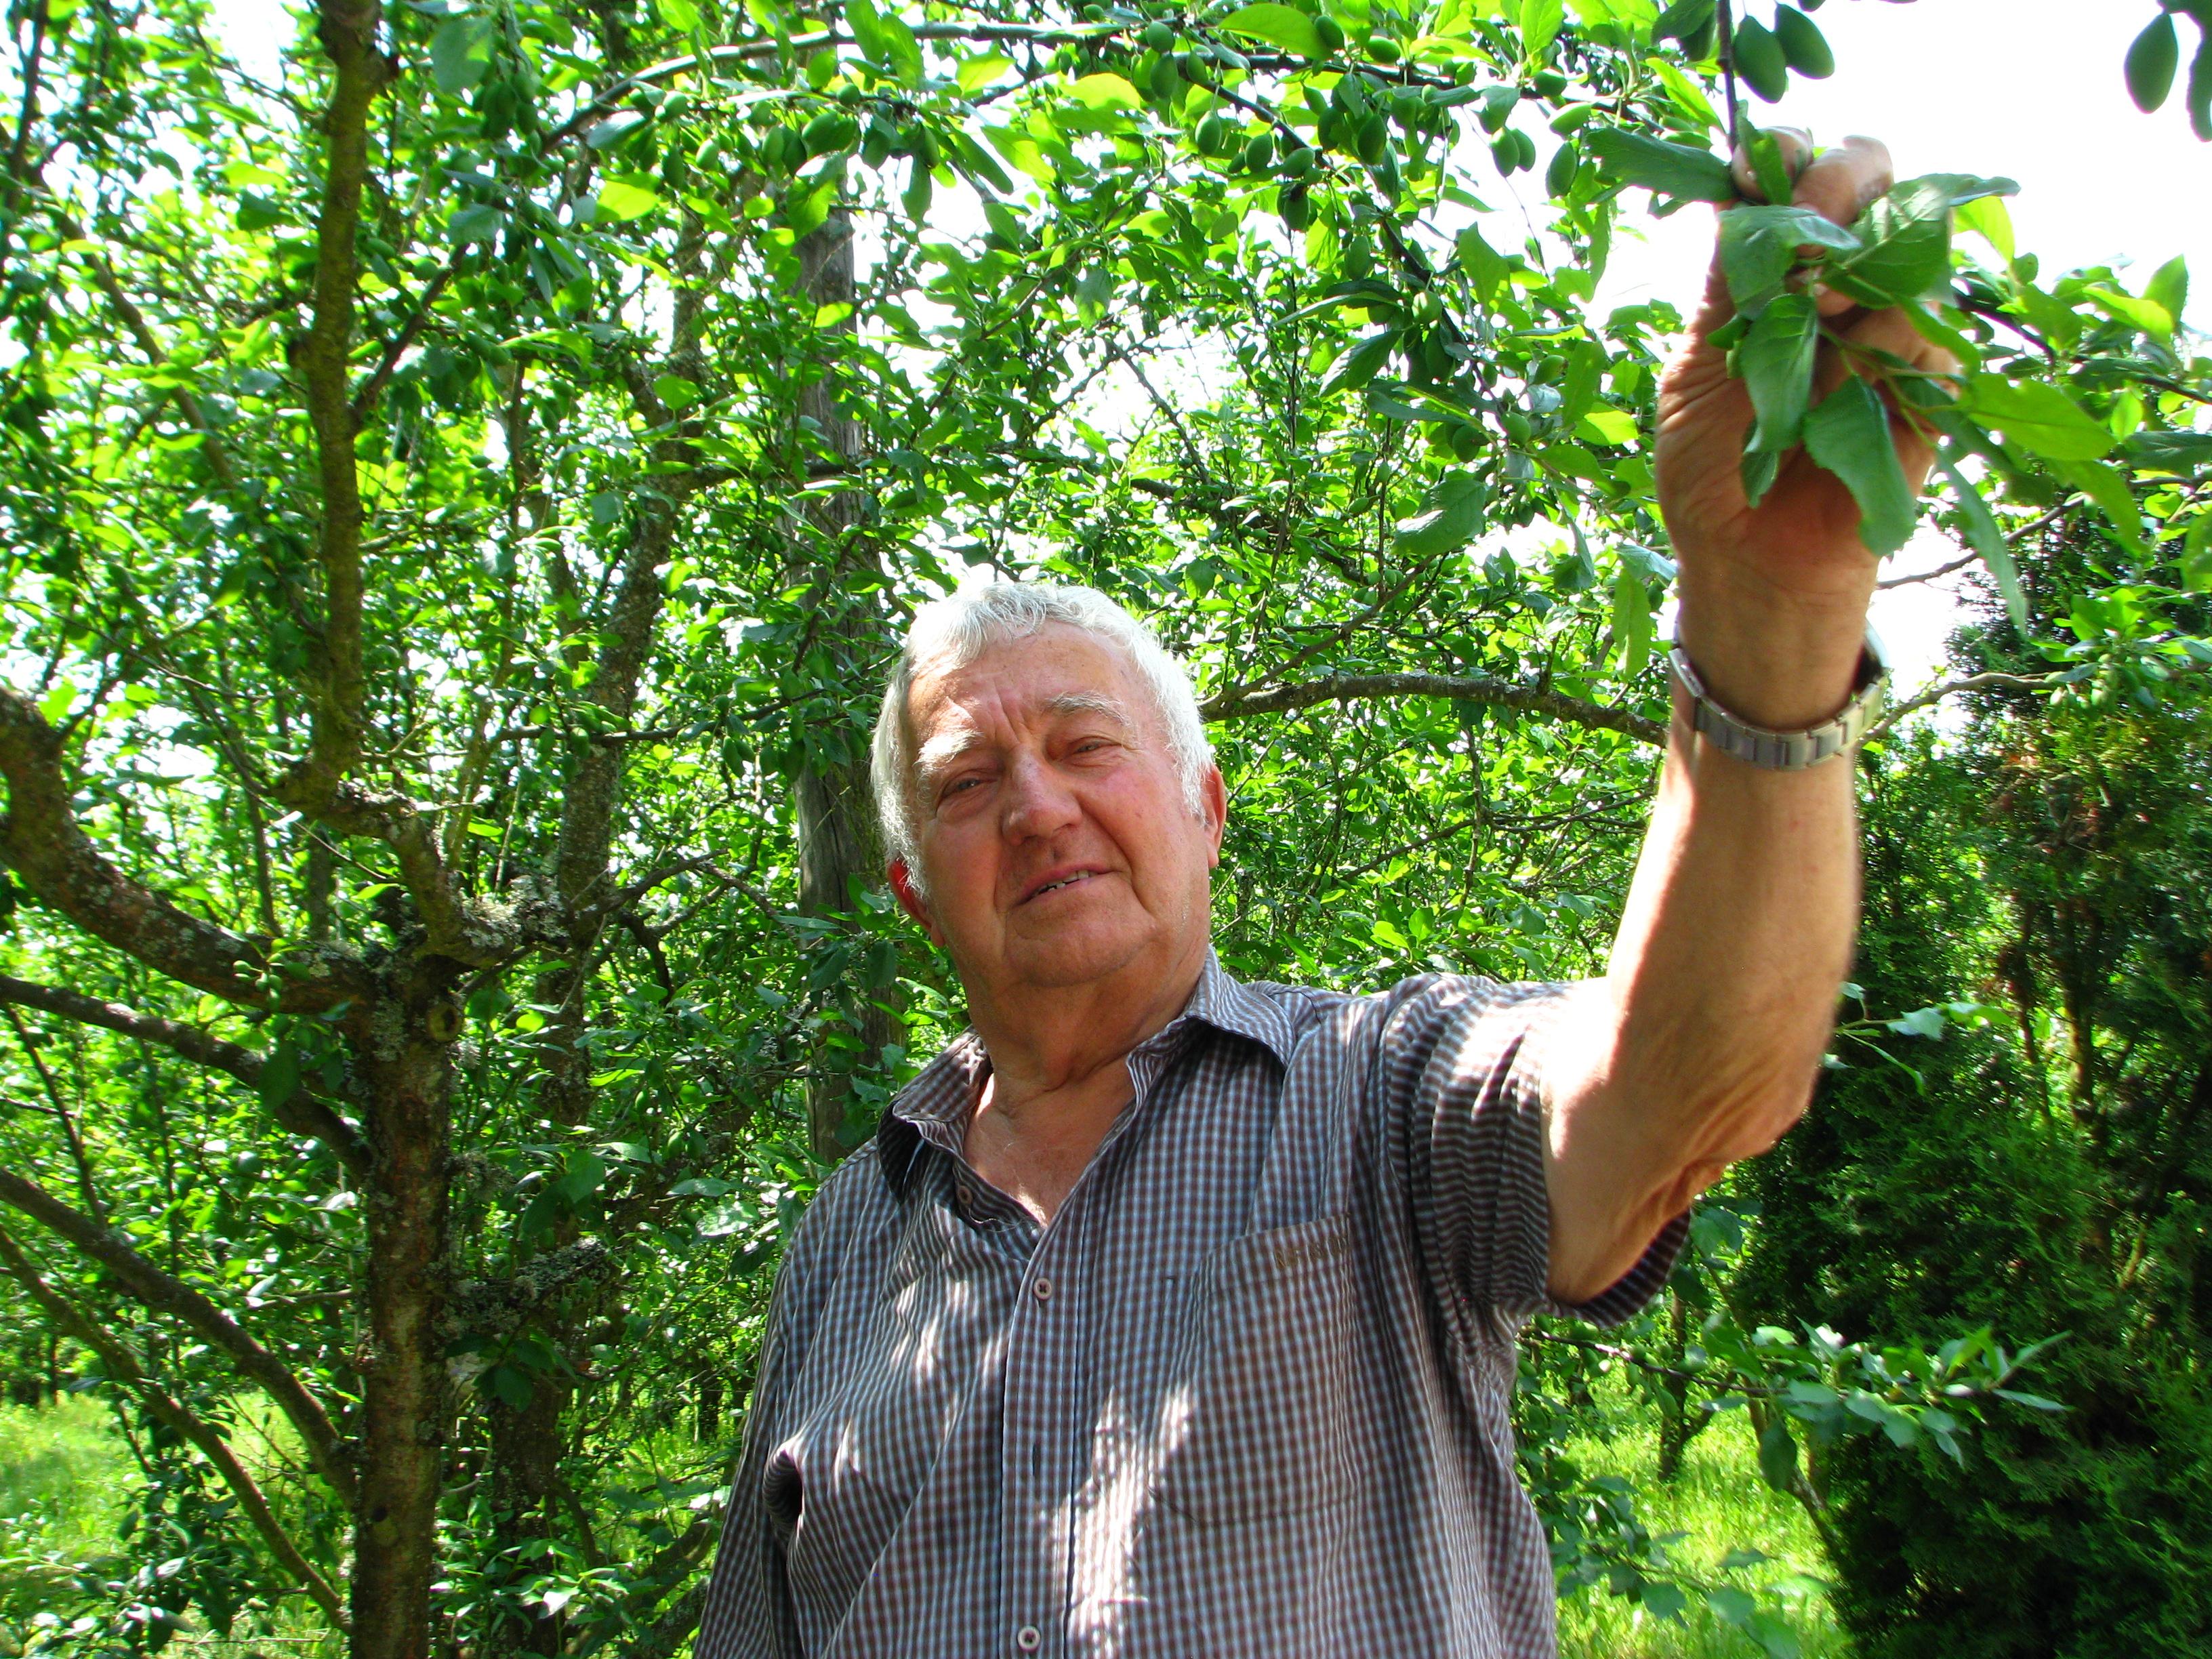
[793, 209, 897, 1164]
[349, 1029, 457, 1659]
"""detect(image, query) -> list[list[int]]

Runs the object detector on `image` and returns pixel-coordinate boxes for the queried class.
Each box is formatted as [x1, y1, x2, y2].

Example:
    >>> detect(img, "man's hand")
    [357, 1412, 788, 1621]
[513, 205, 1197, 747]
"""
[1654, 131, 1953, 730]
[1543, 128, 1952, 1302]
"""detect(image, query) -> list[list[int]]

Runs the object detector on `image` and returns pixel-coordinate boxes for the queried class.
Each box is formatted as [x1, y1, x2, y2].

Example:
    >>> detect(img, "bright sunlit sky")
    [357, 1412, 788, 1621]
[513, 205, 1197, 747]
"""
[204, 0, 2212, 697]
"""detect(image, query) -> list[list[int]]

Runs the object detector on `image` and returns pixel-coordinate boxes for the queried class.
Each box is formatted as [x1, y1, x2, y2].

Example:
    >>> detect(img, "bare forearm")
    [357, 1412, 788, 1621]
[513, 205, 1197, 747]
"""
[1545, 593, 1866, 1298]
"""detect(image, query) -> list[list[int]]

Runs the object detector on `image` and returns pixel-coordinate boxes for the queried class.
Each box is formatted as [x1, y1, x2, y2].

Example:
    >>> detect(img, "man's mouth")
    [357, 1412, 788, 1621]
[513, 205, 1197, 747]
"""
[1025, 870, 1099, 903]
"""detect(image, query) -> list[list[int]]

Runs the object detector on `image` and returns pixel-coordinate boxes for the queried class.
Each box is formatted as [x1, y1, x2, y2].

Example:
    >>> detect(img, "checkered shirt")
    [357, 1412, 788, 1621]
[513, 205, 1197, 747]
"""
[695, 954, 1685, 1658]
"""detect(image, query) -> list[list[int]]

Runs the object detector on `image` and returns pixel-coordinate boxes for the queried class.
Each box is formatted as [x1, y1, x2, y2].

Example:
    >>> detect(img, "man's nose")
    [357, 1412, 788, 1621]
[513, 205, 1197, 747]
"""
[1000, 752, 1080, 840]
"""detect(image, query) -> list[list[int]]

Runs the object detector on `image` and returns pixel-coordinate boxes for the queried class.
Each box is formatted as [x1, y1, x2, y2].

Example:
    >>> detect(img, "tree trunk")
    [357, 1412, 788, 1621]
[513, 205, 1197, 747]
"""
[350, 1019, 456, 1659]
[482, 494, 685, 1657]
[1654, 1290, 1708, 1481]
[793, 208, 897, 1164]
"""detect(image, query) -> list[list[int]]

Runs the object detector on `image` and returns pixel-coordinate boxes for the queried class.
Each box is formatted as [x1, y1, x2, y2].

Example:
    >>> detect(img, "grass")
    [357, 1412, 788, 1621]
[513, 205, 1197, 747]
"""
[0, 1394, 131, 1564]
[2, 1384, 1851, 1658]
[1556, 1392, 1853, 1659]
[0, 1395, 342, 1659]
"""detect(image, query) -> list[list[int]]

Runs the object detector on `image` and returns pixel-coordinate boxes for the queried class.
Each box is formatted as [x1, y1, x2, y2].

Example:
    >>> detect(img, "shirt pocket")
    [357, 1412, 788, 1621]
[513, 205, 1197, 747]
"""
[1149, 1210, 1359, 1525]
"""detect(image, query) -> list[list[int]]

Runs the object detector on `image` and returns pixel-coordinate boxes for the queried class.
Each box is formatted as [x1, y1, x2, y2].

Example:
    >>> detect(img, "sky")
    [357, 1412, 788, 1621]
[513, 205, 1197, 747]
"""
[201, 0, 2211, 697]
[1578, 1, 2212, 691]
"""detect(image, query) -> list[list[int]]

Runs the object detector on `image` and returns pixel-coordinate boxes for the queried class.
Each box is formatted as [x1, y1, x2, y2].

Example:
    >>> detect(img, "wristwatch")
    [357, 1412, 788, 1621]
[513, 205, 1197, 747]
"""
[1666, 630, 1889, 771]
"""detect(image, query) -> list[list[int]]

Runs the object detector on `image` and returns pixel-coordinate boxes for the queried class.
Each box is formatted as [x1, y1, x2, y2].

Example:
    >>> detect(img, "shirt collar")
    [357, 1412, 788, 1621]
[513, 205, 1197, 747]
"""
[1173, 949, 1298, 1067]
[873, 949, 1294, 1202]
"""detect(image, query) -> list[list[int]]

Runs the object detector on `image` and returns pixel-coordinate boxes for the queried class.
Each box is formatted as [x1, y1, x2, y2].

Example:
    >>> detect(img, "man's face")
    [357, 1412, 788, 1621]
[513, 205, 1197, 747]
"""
[895, 625, 1224, 1000]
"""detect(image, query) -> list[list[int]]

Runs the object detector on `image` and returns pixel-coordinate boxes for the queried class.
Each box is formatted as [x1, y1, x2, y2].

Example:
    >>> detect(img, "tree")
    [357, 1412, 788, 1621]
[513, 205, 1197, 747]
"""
[0, 0, 2205, 1653]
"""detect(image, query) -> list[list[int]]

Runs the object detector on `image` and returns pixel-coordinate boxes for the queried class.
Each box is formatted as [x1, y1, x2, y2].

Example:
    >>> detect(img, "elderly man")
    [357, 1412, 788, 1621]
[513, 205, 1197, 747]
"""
[698, 131, 1935, 1658]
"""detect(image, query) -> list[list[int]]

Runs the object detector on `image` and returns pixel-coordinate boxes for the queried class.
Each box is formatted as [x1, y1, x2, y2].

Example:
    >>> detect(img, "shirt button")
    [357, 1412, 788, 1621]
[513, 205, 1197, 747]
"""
[1015, 1625, 1042, 1652]
[1033, 1277, 1054, 1301]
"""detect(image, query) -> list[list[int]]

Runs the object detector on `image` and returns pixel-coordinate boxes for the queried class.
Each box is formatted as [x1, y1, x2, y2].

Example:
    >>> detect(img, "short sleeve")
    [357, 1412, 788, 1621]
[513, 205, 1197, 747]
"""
[693, 1149, 882, 1659]
[1376, 975, 1686, 1328]
[692, 1261, 806, 1659]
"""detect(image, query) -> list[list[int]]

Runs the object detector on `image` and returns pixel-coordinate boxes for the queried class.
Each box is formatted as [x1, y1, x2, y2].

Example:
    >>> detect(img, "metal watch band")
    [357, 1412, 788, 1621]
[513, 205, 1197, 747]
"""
[1666, 631, 1889, 771]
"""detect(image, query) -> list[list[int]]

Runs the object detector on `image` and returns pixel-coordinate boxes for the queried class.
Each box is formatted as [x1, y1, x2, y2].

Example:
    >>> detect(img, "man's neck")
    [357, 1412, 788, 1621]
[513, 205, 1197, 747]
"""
[960, 937, 1210, 1225]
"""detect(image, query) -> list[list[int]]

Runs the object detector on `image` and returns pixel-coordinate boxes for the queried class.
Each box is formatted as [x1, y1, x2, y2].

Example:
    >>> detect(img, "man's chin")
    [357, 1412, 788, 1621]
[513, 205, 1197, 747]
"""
[1000, 921, 1155, 991]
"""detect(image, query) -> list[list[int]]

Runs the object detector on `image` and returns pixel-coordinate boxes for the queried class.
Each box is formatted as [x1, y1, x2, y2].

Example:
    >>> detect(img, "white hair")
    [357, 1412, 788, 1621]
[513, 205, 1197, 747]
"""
[869, 582, 1214, 874]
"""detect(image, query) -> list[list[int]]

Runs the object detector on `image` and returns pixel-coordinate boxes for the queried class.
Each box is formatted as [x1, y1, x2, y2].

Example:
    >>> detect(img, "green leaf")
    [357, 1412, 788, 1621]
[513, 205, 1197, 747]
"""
[1654, 0, 1716, 44]
[447, 203, 501, 245]
[1718, 205, 1861, 314]
[2087, 285, 2175, 344]
[429, 14, 495, 96]
[2182, 514, 2212, 591]
[1586, 127, 1735, 203]
[1640, 1581, 1690, 1622]
[2194, 27, 2212, 140]
[1611, 565, 1653, 676]
[1455, 225, 1511, 304]
[1323, 330, 1399, 396]
[784, 175, 838, 237]
[1993, 1388, 2069, 1413]
[653, 374, 701, 412]
[1887, 1005, 1947, 1040]
[258, 1042, 302, 1111]
[1393, 469, 1489, 556]
[486, 1364, 534, 1410]
[653, 0, 698, 32]
[1936, 451, 2028, 633]
[878, 6, 924, 83]
[594, 178, 660, 222]
[1958, 375, 2116, 462]
[1744, 126, 1794, 209]
[1576, 408, 1639, 446]
[956, 52, 1013, 94]
[2127, 428, 2212, 472]
[945, 126, 1014, 194]
[1519, 0, 1566, 62]
[1825, 177, 1956, 309]
[1802, 376, 1921, 558]
[2147, 254, 2190, 328]
[2051, 457, 2150, 562]
[1708, 1584, 1759, 1626]
[1736, 291, 1819, 465]
[1757, 1416, 1798, 1492]
[1216, 3, 1325, 59]
[1069, 73, 1143, 112]
[1914, 173, 2020, 209]
[1954, 195, 2014, 262]
[846, 0, 922, 81]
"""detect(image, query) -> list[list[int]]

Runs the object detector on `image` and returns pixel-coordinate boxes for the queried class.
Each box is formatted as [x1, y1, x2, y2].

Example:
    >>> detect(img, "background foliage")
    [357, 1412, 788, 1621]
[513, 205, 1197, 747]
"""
[0, 0, 2207, 1655]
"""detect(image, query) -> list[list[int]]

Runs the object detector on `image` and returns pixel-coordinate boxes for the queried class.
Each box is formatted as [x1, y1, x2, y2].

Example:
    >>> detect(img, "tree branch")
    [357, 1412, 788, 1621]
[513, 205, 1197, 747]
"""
[1201, 672, 1666, 745]
[0, 973, 369, 1176]
[300, 781, 520, 967]
[0, 1161, 357, 1509]
[1868, 670, 2066, 741]
[0, 1226, 350, 1629]
[277, 0, 392, 817]
[0, 684, 298, 1007]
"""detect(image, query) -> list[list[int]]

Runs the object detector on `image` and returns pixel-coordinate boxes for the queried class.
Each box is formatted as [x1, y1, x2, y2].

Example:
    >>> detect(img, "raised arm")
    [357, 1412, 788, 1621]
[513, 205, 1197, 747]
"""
[1540, 134, 1946, 1301]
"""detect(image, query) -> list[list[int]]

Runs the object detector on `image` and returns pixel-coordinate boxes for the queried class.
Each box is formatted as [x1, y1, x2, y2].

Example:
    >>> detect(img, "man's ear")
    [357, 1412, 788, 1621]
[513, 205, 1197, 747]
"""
[1202, 765, 1227, 867]
[887, 860, 936, 936]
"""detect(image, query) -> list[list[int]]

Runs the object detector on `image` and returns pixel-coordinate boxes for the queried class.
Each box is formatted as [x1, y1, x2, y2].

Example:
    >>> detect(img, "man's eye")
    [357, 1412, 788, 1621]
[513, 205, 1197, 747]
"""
[943, 777, 982, 798]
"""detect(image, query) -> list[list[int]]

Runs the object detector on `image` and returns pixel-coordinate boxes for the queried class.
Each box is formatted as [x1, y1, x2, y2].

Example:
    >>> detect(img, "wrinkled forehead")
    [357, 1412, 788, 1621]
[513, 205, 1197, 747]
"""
[908, 625, 1149, 737]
